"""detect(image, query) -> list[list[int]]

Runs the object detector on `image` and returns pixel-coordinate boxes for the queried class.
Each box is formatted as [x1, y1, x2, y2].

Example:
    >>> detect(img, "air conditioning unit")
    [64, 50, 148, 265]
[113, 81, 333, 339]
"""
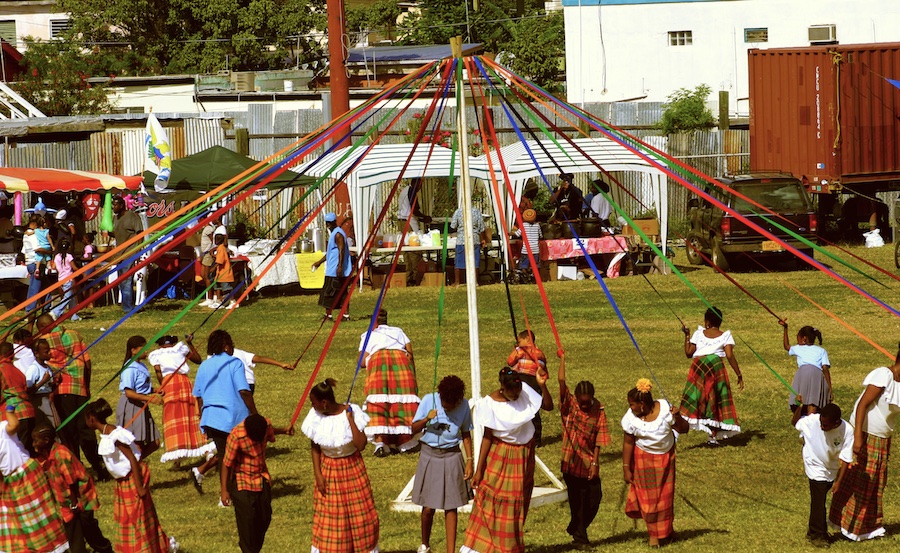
[231, 72, 256, 92]
[809, 24, 837, 44]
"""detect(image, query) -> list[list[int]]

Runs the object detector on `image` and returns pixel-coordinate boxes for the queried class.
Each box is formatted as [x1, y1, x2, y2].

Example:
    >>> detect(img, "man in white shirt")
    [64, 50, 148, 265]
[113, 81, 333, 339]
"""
[230, 346, 294, 395]
[398, 179, 431, 286]
[589, 179, 613, 226]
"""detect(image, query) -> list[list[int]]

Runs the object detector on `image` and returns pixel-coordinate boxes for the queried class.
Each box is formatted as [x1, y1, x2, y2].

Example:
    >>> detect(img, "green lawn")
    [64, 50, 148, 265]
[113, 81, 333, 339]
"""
[50, 242, 900, 552]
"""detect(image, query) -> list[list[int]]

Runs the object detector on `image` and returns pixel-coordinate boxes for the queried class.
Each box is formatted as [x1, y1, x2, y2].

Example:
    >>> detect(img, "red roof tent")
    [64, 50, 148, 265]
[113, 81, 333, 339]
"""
[0, 167, 143, 193]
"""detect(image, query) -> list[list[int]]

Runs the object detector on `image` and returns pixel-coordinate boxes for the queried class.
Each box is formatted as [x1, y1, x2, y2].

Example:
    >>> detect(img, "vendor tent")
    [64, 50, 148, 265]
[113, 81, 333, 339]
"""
[472, 137, 668, 247]
[294, 143, 463, 249]
[0, 167, 142, 193]
[142, 145, 314, 191]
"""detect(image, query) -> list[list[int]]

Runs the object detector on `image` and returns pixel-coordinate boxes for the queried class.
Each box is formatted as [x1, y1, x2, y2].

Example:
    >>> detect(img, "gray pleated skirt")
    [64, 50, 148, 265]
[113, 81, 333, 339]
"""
[789, 364, 830, 408]
[412, 443, 471, 511]
[116, 394, 160, 443]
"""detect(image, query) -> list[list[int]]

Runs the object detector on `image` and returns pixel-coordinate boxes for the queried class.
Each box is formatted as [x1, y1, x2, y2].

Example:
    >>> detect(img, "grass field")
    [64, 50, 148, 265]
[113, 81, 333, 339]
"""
[35, 242, 900, 552]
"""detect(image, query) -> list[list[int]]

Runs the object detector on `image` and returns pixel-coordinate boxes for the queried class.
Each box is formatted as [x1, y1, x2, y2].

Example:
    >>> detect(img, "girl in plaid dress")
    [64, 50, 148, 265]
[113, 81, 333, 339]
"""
[301, 379, 379, 553]
[85, 399, 178, 553]
[622, 379, 689, 547]
[461, 367, 552, 553]
[829, 354, 900, 541]
[0, 406, 69, 553]
[679, 307, 744, 445]
[148, 335, 216, 465]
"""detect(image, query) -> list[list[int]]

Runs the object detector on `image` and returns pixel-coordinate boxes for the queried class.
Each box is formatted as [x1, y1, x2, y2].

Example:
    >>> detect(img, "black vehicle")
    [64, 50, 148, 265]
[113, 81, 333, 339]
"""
[686, 173, 817, 271]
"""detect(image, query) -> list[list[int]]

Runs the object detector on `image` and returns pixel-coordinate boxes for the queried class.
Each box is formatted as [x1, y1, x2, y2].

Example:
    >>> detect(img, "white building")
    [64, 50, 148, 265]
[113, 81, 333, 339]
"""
[0, 0, 69, 47]
[563, 0, 900, 115]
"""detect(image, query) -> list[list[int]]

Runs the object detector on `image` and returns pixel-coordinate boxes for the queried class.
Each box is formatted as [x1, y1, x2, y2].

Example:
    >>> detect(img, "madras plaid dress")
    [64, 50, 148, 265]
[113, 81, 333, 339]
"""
[679, 354, 740, 435]
[363, 349, 420, 436]
[159, 373, 216, 463]
[113, 461, 170, 553]
[0, 458, 69, 553]
[462, 438, 536, 553]
[625, 447, 676, 540]
[828, 433, 890, 540]
[312, 451, 380, 553]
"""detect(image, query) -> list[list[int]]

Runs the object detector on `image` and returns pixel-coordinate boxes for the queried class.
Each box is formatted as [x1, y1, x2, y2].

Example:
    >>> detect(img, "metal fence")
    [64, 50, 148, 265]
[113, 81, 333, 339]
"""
[0, 104, 748, 237]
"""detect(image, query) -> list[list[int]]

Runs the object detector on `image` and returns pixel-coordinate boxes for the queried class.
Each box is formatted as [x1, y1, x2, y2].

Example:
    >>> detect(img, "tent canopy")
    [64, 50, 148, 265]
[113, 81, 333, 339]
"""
[295, 140, 667, 252]
[143, 145, 314, 191]
[471, 137, 668, 247]
[0, 168, 142, 193]
[294, 144, 463, 249]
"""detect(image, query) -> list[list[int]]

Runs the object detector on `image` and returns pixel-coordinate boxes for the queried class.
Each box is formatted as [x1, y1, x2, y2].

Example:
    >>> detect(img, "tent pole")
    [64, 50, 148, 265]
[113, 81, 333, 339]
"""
[452, 38, 481, 403]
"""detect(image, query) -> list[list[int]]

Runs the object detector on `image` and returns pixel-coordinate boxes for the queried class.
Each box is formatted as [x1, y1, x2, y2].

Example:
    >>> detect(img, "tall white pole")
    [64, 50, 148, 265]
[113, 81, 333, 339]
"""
[451, 38, 481, 402]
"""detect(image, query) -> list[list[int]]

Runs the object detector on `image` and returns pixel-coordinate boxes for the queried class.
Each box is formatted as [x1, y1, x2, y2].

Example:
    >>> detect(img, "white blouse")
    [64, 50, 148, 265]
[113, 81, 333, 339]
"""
[301, 404, 370, 458]
[148, 343, 191, 376]
[475, 384, 543, 445]
[97, 426, 142, 479]
[690, 327, 734, 358]
[853, 367, 900, 439]
[0, 421, 29, 477]
[621, 399, 677, 455]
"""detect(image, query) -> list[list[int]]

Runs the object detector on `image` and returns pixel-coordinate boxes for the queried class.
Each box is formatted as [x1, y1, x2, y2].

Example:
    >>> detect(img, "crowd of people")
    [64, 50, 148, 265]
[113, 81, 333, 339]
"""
[0, 299, 898, 552]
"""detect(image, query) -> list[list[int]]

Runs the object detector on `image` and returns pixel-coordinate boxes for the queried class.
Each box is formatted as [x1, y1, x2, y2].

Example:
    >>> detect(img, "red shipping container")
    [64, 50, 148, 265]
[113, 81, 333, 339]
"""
[749, 43, 900, 190]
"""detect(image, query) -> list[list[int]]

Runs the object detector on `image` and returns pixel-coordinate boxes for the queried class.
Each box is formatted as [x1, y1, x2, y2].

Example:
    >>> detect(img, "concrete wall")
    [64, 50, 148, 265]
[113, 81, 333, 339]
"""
[563, 0, 900, 114]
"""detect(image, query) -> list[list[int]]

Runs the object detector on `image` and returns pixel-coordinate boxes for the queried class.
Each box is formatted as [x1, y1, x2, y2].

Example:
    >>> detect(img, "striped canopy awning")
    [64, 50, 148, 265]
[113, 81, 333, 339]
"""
[0, 167, 143, 193]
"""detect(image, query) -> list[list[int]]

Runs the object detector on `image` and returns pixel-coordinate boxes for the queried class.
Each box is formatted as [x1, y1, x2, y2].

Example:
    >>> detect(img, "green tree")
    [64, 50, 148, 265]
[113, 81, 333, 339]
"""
[57, 0, 327, 75]
[346, 0, 402, 43]
[11, 38, 113, 116]
[658, 84, 716, 134]
[504, 12, 563, 89]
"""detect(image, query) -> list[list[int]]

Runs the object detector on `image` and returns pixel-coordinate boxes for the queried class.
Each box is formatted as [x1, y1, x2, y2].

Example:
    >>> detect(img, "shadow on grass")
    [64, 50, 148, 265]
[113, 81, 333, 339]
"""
[684, 429, 766, 451]
[595, 527, 727, 547]
[719, 487, 794, 513]
[537, 434, 562, 448]
[266, 446, 294, 458]
[272, 481, 305, 499]
[151, 476, 198, 492]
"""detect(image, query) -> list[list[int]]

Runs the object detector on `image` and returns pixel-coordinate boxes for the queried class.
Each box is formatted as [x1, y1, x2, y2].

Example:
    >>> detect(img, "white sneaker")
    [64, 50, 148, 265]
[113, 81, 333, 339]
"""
[207, 301, 222, 309]
[226, 301, 238, 310]
[168, 536, 179, 552]
[417, 545, 431, 553]
[218, 499, 231, 508]
[198, 298, 213, 307]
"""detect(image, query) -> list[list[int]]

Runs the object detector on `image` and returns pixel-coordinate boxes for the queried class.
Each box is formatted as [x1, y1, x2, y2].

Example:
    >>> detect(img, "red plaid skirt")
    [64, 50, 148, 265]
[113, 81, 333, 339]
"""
[159, 373, 215, 462]
[626, 447, 676, 540]
[363, 349, 420, 435]
[679, 355, 740, 434]
[0, 458, 68, 553]
[113, 461, 170, 553]
[829, 433, 890, 540]
[312, 451, 379, 553]
[462, 439, 536, 553]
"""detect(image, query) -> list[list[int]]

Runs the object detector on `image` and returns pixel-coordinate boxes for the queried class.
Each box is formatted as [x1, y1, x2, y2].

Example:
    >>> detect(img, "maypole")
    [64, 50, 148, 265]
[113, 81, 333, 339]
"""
[451, 37, 482, 401]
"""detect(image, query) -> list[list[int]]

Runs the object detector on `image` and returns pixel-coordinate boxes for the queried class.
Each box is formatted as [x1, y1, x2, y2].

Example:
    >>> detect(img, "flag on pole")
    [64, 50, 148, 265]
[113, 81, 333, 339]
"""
[145, 113, 173, 193]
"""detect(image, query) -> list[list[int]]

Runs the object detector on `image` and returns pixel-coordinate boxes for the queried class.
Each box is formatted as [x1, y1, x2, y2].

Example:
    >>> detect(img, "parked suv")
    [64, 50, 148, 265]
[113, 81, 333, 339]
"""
[686, 173, 817, 270]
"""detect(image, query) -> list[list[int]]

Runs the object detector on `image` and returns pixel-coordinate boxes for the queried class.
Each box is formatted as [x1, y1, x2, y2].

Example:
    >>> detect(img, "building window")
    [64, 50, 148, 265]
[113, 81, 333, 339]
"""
[50, 19, 72, 39]
[0, 21, 16, 45]
[744, 28, 768, 43]
[668, 31, 693, 46]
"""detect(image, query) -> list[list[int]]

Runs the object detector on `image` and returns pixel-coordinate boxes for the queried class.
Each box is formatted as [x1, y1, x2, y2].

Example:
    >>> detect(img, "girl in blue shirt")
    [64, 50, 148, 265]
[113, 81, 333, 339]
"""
[781, 321, 832, 413]
[410, 375, 474, 553]
[117, 335, 161, 458]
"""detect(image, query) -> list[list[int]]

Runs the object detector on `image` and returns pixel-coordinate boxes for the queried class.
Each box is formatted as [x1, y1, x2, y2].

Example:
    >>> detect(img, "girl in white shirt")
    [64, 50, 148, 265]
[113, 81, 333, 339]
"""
[679, 306, 744, 444]
[622, 378, 690, 548]
[84, 398, 177, 553]
[781, 321, 832, 412]
[461, 367, 552, 553]
[301, 378, 379, 553]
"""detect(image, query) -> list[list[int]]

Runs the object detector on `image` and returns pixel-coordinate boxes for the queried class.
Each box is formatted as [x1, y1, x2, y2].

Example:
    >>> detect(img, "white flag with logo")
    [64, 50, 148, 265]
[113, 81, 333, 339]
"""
[145, 113, 173, 193]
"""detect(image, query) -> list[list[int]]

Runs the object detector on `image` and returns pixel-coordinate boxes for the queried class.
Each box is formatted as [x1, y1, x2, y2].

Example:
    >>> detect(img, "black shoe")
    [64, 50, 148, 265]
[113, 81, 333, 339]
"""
[374, 446, 389, 458]
[191, 467, 204, 494]
[572, 541, 592, 550]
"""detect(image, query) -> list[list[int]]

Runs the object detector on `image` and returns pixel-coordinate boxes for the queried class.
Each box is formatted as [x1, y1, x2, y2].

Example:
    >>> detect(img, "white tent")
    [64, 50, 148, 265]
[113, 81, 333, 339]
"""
[470, 137, 669, 249]
[294, 138, 668, 261]
[294, 143, 463, 251]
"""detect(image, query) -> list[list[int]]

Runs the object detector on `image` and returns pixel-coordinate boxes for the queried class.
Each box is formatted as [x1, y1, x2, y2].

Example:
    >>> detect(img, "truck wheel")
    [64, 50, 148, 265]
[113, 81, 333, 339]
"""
[711, 242, 730, 271]
[685, 235, 704, 265]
